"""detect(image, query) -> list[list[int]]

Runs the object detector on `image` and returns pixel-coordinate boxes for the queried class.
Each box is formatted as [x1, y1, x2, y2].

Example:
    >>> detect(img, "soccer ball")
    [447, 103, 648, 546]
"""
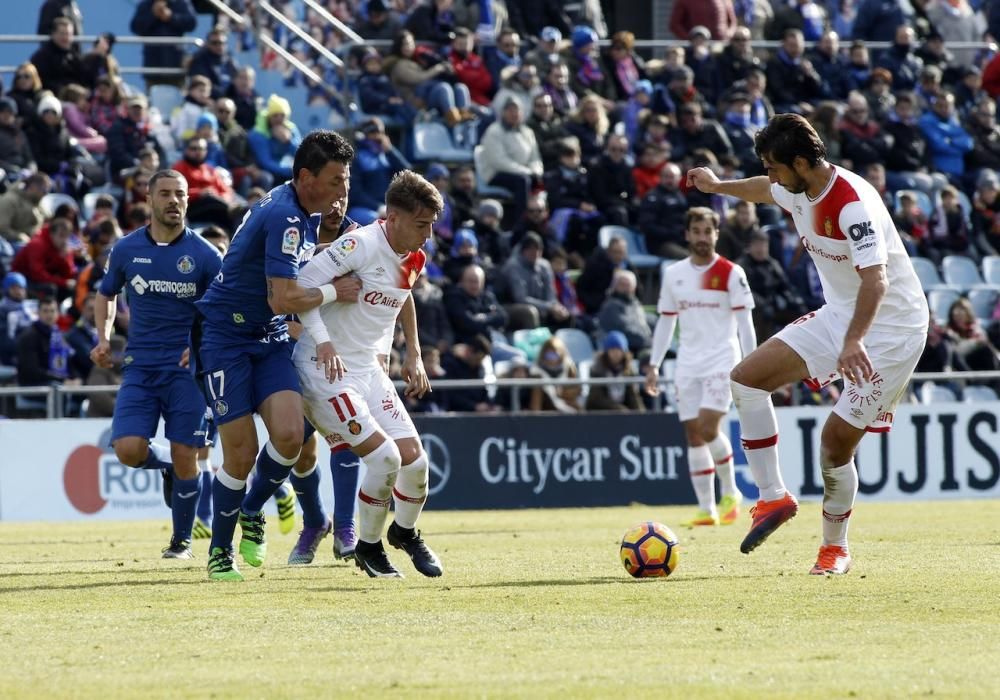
[620, 521, 679, 578]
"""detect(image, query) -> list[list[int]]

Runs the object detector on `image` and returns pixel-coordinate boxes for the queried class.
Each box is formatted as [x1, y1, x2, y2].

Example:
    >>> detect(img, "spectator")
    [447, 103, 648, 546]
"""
[894, 190, 931, 251]
[543, 137, 600, 255]
[721, 92, 760, 176]
[225, 66, 260, 131]
[670, 103, 734, 165]
[925, 185, 974, 262]
[8, 63, 45, 130]
[737, 229, 806, 342]
[526, 90, 570, 172]
[85, 334, 125, 418]
[494, 356, 534, 412]
[356, 0, 403, 42]
[919, 91, 974, 184]
[65, 290, 98, 379]
[852, 0, 914, 44]
[30, 17, 88, 94]
[357, 50, 417, 125]
[863, 162, 899, 218]
[925, 0, 985, 68]
[685, 25, 723, 108]
[410, 272, 453, 352]
[954, 66, 985, 119]
[172, 136, 239, 228]
[25, 95, 90, 193]
[586, 134, 634, 227]
[549, 247, 582, 320]
[638, 163, 689, 258]
[0, 98, 36, 178]
[439, 334, 496, 412]
[478, 98, 542, 224]
[574, 236, 634, 316]
[450, 164, 478, 225]
[74, 243, 111, 313]
[915, 65, 944, 113]
[915, 30, 955, 77]
[496, 232, 569, 329]
[107, 94, 162, 181]
[347, 117, 410, 224]
[472, 198, 509, 263]
[660, 65, 711, 117]
[443, 227, 483, 283]
[669, 0, 738, 40]
[11, 217, 77, 298]
[838, 91, 892, 171]
[444, 263, 507, 344]
[506, 0, 570, 41]
[597, 269, 652, 355]
[129, 0, 198, 87]
[384, 29, 473, 128]
[15, 296, 75, 389]
[586, 330, 643, 411]
[972, 170, 1000, 256]
[491, 63, 539, 117]
[809, 29, 850, 100]
[946, 297, 1000, 372]
[88, 75, 122, 135]
[917, 310, 957, 374]
[192, 112, 226, 168]
[718, 199, 761, 260]
[566, 94, 610, 163]
[80, 31, 120, 87]
[765, 0, 826, 41]
[844, 40, 872, 92]
[247, 94, 302, 182]
[882, 92, 945, 196]
[875, 25, 923, 91]
[172, 75, 212, 144]
[718, 26, 760, 88]
[565, 25, 614, 105]
[58, 83, 106, 155]
[964, 96, 1000, 174]
[38, 0, 83, 39]
[0, 173, 48, 245]
[449, 27, 494, 107]
[632, 142, 672, 200]
[426, 162, 457, 242]
[528, 335, 581, 413]
[188, 28, 237, 99]
[766, 28, 823, 113]
[0, 272, 35, 366]
[482, 29, 522, 89]
[405, 0, 457, 46]
[509, 195, 560, 257]
[602, 30, 646, 102]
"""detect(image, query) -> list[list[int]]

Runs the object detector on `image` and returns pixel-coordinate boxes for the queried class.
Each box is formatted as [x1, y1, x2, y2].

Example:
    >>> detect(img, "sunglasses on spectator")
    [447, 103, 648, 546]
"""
[15, 73, 30, 79]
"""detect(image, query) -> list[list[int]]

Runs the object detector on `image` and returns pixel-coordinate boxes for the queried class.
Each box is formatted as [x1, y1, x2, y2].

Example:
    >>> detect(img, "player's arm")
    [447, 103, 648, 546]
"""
[91, 291, 118, 369]
[687, 167, 776, 205]
[735, 309, 757, 359]
[839, 264, 887, 385]
[645, 312, 678, 396]
[398, 293, 430, 399]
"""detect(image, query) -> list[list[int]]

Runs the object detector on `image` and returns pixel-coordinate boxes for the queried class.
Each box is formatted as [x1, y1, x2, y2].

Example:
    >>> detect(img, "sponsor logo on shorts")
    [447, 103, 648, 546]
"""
[214, 400, 229, 416]
[176, 255, 195, 274]
[347, 419, 362, 435]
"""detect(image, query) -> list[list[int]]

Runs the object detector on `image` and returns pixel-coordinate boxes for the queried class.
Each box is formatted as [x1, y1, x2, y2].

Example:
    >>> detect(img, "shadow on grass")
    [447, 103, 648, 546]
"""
[0, 577, 207, 594]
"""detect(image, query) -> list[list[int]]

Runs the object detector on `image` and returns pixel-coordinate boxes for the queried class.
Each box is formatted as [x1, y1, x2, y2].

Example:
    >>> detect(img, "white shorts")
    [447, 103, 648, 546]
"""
[296, 359, 417, 447]
[675, 371, 732, 422]
[775, 306, 926, 432]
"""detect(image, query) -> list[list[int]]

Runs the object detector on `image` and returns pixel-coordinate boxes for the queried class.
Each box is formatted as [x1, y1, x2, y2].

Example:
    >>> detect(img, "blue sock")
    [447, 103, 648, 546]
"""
[197, 471, 213, 523]
[274, 481, 292, 501]
[331, 448, 361, 530]
[209, 470, 246, 552]
[242, 441, 295, 516]
[290, 465, 327, 528]
[171, 475, 201, 542]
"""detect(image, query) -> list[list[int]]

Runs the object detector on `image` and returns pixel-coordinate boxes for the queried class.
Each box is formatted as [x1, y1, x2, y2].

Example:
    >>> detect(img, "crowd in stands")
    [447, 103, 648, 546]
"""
[5, 0, 1000, 416]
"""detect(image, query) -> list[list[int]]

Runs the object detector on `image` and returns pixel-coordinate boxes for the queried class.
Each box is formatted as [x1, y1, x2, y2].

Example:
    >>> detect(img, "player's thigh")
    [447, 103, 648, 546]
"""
[110, 374, 161, 451]
[742, 309, 836, 392]
[200, 347, 255, 425]
[252, 343, 301, 413]
[368, 370, 420, 448]
[258, 389, 305, 454]
[674, 374, 705, 424]
[216, 414, 260, 478]
[161, 372, 208, 450]
[298, 363, 380, 451]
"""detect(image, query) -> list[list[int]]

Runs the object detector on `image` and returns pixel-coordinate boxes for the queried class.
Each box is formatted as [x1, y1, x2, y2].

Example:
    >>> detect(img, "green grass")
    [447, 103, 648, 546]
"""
[1, 501, 999, 699]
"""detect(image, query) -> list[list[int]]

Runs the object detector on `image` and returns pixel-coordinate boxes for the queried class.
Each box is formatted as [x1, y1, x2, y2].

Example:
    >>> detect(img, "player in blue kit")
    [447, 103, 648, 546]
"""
[195, 130, 361, 581]
[91, 170, 223, 559]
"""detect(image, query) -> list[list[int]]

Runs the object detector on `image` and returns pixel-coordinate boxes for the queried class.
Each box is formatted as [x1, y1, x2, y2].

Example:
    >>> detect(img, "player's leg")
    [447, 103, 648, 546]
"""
[810, 413, 863, 575]
[351, 430, 405, 577]
[330, 446, 361, 560]
[287, 422, 332, 565]
[681, 416, 719, 527]
[386, 437, 443, 577]
[193, 416, 215, 539]
[160, 374, 207, 558]
[698, 373, 741, 524]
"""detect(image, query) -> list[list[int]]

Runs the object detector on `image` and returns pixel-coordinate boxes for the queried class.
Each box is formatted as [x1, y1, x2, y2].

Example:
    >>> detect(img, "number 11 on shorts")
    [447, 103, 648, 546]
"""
[328, 393, 356, 422]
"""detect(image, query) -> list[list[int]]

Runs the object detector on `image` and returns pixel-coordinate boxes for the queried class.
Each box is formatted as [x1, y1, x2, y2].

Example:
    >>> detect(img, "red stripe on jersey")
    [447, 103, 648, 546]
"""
[399, 248, 427, 289]
[358, 490, 391, 507]
[701, 256, 734, 291]
[811, 174, 859, 240]
[392, 487, 426, 504]
[741, 434, 778, 450]
[662, 311, 678, 316]
[690, 468, 716, 477]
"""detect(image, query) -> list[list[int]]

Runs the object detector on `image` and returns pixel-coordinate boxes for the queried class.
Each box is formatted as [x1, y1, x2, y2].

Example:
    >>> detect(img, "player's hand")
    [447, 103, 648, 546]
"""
[837, 337, 874, 386]
[402, 353, 430, 399]
[316, 341, 346, 383]
[179, 347, 190, 368]
[686, 166, 721, 194]
[90, 338, 113, 369]
[333, 274, 362, 303]
[644, 366, 660, 396]
[286, 320, 303, 340]
[377, 353, 389, 375]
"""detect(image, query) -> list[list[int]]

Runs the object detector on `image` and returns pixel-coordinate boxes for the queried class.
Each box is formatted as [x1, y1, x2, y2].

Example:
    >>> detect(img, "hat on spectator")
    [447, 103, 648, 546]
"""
[37, 94, 62, 117]
[602, 331, 628, 352]
[571, 25, 597, 50]
[126, 93, 148, 108]
[478, 199, 503, 220]
[368, 0, 388, 13]
[634, 79, 653, 96]
[452, 228, 478, 255]
[266, 94, 292, 118]
[688, 25, 711, 40]
[541, 27, 562, 43]
[2, 272, 26, 294]
[977, 169, 999, 190]
[727, 91, 752, 105]
[0, 97, 16, 115]
[196, 112, 218, 131]
[425, 162, 449, 181]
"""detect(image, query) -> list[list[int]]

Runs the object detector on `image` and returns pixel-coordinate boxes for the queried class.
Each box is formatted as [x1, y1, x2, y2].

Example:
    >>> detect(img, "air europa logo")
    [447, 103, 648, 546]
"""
[63, 428, 165, 514]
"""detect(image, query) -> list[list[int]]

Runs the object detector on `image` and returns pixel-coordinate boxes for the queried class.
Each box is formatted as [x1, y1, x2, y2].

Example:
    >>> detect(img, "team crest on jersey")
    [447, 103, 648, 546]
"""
[214, 400, 229, 416]
[709, 275, 721, 289]
[176, 255, 195, 274]
[336, 237, 358, 255]
[823, 217, 834, 237]
[347, 419, 362, 435]
[281, 227, 300, 255]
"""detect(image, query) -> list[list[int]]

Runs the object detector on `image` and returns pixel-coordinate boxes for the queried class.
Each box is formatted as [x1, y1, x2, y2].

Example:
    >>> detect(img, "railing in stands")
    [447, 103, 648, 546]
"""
[0, 33, 203, 76]
[2, 370, 998, 418]
[198, 0, 247, 28]
[301, 0, 363, 46]
[258, 0, 343, 69]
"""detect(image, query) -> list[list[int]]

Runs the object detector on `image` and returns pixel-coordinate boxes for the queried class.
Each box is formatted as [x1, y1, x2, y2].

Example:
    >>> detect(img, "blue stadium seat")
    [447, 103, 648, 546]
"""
[411, 122, 472, 163]
[962, 385, 999, 403]
[149, 84, 183, 125]
[895, 190, 934, 218]
[39, 193, 78, 219]
[941, 255, 984, 290]
[927, 288, 961, 324]
[982, 255, 1000, 285]
[473, 145, 513, 199]
[82, 192, 119, 223]
[919, 382, 958, 404]
[597, 225, 660, 270]
[555, 328, 596, 367]
[910, 256, 949, 291]
[967, 287, 998, 321]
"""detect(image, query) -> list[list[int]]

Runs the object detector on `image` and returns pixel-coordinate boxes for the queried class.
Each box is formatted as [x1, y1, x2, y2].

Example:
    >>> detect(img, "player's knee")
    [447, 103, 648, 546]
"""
[366, 438, 402, 476]
[113, 439, 148, 468]
[295, 433, 317, 473]
[269, 423, 305, 459]
[397, 452, 429, 498]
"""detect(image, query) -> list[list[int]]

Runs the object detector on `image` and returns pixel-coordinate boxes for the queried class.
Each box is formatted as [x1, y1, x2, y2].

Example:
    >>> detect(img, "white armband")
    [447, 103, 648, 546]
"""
[319, 284, 337, 305]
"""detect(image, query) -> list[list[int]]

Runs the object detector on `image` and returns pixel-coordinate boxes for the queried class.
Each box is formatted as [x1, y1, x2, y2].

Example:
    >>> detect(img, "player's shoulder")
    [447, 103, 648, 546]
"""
[662, 258, 688, 279]
[184, 229, 224, 261]
[112, 228, 148, 251]
[334, 221, 381, 254]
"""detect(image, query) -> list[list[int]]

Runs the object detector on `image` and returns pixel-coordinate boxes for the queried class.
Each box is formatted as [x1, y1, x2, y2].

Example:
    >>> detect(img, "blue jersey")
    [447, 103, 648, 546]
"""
[99, 227, 222, 371]
[196, 183, 321, 342]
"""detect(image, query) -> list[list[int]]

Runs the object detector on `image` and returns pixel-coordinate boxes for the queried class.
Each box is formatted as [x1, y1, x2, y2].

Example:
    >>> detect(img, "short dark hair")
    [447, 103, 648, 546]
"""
[148, 169, 188, 192]
[385, 170, 444, 216]
[200, 224, 228, 242]
[754, 113, 826, 168]
[292, 130, 354, 181]
[686, 206, 719, 230]
[95, 194, 116, 209]
[49, 218, 73, 235]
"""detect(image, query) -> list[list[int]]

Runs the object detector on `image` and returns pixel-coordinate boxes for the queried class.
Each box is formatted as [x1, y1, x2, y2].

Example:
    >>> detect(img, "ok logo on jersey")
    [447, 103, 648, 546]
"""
[848, 221, 874, 242]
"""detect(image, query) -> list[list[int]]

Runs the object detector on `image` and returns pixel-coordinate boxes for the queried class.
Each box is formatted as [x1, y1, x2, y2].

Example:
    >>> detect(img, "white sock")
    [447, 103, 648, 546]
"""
[708, 433, 737, 498]
[198, 458, 211, 473]
[215, 467, 246, 490]
[687, 445, 716, 514]
[393, 454, 429, 529]
[822, 460, 858, 547]
[731, 381, 787, 501]
[148, 441, 172, 466]
[357, 440, 401, 543]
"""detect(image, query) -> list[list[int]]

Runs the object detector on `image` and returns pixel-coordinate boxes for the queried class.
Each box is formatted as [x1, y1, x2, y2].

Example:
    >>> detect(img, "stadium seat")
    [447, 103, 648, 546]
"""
[39, 193, 78, 219]
[896, 190, 934, 218]
[82, 192, 118, 222]
[919, 382, 958, 404]
[149, 84, 183, 125]
[956, 190, 973, 220]
[983, 255, 1000, 285]
[298, 104, 346, 132]
[967, 287, 998, 321]
[597, 225, 661, 270]
[411, 122, 472, 163]
[941, 255, 984, 290]
[472, 145, 513, 199]
[962, 384, 999, 403]
[910, 256, 949, 291]
[927, 288, 961, 324]
[556, 328, 596, 367]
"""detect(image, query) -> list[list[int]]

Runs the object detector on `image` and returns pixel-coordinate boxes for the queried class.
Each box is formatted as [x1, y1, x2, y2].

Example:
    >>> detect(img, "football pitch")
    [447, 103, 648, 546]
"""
[1, 501, 998, 699]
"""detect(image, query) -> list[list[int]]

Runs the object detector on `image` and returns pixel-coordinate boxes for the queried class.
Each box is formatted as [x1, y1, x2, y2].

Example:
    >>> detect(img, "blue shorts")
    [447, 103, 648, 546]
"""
[111, 368, 206, 447]
[198, 334, 301, 425]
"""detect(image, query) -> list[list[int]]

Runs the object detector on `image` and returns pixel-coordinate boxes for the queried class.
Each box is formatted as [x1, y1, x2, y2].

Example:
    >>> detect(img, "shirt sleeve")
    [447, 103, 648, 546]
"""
[729, 264, 756, 310]
[656, 264, 678, 315]
[297, 232, 364, 289]
[839, 200, 888, 270]
[97, 240, 127, 297]
[200, 246, 223, 294]
[264, 207, 307, 280]
[770, 182, 795, 213]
